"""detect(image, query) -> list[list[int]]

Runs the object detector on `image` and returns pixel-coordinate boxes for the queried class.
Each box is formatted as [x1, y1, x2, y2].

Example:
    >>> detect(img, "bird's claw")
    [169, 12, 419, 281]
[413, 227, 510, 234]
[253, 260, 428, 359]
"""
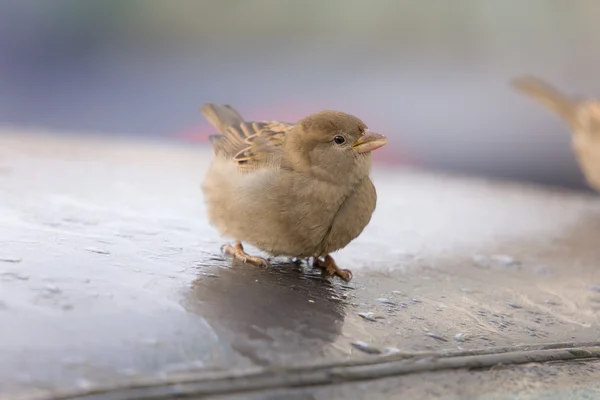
[222, 242, 269, 267]
[313, 255, 353, 282]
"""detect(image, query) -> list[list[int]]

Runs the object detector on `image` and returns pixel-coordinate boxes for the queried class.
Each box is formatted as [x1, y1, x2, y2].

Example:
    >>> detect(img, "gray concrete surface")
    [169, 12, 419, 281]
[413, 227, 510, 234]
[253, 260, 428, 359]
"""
[0, 130, 599, 399]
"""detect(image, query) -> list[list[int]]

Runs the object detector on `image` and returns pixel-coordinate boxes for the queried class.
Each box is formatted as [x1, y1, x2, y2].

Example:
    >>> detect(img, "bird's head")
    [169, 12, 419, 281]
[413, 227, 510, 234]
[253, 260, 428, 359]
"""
[284, 111, 387, 184]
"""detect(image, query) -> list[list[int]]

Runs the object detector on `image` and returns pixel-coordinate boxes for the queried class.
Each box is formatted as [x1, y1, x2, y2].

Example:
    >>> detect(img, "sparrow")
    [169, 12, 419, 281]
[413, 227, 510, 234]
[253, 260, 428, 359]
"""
[511, 76, 600, 192]
[200, 103, 388, 281]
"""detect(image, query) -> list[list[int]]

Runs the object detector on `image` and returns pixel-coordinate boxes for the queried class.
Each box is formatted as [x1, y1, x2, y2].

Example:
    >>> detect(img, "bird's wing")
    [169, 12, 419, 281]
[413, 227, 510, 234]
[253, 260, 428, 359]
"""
[201, 103, 294, 170]
[232, 120, 295, 171]
[511, 76, 578, 129]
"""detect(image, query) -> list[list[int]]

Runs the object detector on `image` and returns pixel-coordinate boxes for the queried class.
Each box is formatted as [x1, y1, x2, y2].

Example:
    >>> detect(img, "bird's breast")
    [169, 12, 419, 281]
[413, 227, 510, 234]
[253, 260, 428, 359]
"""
[203, 162, 352, 257]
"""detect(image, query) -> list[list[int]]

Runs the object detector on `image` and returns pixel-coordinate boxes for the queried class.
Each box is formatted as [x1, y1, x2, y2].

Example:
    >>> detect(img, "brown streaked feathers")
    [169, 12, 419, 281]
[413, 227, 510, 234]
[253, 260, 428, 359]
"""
[200, 104, 293, 170]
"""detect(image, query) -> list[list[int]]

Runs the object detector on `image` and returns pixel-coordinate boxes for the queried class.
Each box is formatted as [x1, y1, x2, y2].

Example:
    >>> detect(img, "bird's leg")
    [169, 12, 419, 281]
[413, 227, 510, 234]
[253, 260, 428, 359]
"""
[313, 254, 353, 282]
[222, 241, 268, 266]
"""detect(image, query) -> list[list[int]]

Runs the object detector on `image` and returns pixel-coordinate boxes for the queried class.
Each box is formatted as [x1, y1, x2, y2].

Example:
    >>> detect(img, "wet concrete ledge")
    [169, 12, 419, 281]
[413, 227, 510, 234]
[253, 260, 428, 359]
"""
[0, 130, 599, 399]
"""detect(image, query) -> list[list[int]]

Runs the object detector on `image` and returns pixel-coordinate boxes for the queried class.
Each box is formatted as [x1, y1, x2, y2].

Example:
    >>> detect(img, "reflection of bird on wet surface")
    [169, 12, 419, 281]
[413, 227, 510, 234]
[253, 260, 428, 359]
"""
[200, 103, 387, 281]
[183, 262, 347, 367]
[511, 76, 600, 192]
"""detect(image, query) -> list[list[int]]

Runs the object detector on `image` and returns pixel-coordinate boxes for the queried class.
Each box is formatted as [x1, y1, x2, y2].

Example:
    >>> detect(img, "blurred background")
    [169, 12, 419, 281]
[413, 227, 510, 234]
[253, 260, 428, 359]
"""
[1, 0, 599, 190]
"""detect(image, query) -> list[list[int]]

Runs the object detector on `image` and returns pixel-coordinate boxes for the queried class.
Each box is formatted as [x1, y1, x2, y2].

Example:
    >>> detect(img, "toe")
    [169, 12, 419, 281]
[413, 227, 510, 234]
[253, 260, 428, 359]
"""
[249, 256, 269, 267]
[221, 244, 236, 257]
[337, 269, 353, 282]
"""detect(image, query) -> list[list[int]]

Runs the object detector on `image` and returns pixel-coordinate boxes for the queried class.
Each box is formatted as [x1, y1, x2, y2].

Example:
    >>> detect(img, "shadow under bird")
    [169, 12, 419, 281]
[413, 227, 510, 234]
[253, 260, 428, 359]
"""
[511, 76, 600, 192]
[200, 103, 388, 281]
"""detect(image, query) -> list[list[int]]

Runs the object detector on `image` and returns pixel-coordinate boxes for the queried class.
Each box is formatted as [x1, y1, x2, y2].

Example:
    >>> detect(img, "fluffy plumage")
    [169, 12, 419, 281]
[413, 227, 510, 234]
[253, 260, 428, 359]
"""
[200, 103, 387, 281]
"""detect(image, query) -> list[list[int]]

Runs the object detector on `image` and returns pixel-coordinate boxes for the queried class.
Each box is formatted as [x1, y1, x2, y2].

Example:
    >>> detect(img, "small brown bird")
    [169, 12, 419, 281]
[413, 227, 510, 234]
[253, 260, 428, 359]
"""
[200, 104, 388, 281]
[511, 76, 600, 192]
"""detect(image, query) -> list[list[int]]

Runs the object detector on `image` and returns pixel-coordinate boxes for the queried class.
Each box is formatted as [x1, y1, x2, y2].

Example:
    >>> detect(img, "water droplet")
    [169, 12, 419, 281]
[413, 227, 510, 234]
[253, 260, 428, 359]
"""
[358, 312, 379, 322]
[44, 284, 61, 294]
[424, 332, 448, 342]
[85, 247, 110, 255]
[0, 257, 22, 263]
[375, 298, 396, 305]
[351, 341, 382, 354]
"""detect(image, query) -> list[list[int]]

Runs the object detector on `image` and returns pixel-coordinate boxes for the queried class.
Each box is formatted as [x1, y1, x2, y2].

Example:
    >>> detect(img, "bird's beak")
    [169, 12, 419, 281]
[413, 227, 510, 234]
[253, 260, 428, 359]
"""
[352, 130, 388, 153]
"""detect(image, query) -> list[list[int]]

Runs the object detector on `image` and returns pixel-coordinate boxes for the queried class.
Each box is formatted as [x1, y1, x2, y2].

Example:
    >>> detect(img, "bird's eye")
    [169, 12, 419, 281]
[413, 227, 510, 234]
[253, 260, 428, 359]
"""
[333, 135, 346, 145]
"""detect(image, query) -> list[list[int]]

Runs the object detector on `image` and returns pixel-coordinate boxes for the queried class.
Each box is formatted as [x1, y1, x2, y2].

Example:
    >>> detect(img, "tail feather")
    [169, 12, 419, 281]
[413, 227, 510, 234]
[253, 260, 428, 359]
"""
[201, 103, 249, 157]
[511, 76, 577, 128]
[201, 103, 245, 134]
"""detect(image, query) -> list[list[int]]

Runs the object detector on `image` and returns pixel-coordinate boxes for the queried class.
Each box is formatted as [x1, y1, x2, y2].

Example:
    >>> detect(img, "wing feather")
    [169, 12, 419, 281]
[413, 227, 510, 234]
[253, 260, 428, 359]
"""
[201, 103, 294, 171]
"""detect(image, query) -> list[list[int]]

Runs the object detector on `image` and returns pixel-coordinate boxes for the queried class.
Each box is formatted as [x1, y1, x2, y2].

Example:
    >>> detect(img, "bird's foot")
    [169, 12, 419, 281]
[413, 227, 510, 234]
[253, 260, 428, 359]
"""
[313, 255, 353, 282]
[222, 241, 268, 267]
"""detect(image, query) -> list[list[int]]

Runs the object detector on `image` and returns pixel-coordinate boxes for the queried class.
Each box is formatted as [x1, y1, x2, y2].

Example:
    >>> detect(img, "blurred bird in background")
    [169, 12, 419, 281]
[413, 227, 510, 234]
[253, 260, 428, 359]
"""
[512, 76, 600, 192]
